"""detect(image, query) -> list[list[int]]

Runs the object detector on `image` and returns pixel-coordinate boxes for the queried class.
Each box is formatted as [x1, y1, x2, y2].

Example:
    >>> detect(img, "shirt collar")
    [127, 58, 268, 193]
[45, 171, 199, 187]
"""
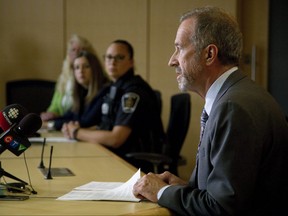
[113, 68, 134, 87]
[205, 66, 238, 115]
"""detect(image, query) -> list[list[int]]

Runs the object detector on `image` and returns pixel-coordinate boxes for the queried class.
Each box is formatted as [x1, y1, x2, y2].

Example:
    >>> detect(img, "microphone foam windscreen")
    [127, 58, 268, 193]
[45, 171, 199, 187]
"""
[0, 104, 28, 131]
[17, 113, 42, 137]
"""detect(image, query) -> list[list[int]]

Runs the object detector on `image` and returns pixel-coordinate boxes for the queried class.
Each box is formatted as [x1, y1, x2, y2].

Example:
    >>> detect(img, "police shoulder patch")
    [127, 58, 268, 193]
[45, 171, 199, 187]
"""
[121, 92, 140, 113]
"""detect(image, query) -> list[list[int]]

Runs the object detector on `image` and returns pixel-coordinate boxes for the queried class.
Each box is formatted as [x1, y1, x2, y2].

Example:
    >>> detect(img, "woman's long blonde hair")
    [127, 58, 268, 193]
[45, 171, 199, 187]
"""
[56, 34, 97, 94]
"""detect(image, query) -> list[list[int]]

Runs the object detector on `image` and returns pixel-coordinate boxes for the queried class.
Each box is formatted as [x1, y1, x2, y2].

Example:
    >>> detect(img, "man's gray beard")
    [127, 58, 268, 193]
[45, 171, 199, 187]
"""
[178, 76, 189, 92]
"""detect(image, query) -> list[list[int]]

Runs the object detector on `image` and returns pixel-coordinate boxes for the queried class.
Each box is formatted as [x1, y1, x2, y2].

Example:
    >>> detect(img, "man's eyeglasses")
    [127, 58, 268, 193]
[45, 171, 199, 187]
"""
[104, 54, 126, 62]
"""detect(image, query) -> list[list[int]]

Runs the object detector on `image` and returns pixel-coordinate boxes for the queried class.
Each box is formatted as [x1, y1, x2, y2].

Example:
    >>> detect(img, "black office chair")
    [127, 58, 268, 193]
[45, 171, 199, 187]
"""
[6, 79, 56, 115]
[154, 89, 162, 116]
[126, 93, 191, 175]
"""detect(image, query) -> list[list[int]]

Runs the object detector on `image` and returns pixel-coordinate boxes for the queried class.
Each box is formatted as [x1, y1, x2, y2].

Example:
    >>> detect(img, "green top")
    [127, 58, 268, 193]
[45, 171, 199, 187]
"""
[47, 90, 72, 115]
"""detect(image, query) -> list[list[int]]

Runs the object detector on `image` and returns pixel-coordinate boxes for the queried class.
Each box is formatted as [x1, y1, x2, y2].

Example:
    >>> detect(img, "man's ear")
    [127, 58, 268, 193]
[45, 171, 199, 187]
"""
[205, 44, 218, 65]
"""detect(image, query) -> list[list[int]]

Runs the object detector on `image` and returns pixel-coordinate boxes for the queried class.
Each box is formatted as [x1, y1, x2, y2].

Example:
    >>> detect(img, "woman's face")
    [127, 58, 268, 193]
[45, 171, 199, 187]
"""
[73, 56, 92, 88]
[104, 43, 134, 82]
[68, 41, 83, 63]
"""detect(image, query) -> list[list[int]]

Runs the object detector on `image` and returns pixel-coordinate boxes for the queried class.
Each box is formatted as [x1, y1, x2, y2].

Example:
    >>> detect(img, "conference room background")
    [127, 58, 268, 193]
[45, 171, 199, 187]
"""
[1, 0, 281, 180]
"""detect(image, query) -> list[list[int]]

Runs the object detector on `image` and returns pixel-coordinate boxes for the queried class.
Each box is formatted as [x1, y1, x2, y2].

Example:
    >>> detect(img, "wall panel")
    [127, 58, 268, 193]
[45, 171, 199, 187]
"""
[65, 0, 148, 79]
[0, 0, 64, 108]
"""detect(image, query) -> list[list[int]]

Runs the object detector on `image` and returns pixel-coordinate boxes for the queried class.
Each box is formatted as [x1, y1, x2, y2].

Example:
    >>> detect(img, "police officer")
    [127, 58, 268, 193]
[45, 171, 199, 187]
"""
[62, 40, 164, 169]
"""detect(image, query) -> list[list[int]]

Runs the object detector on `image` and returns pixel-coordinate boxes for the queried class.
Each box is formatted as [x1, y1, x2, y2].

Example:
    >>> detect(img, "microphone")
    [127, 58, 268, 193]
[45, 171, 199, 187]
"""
[0, 104, 28, 134]
[38, 137, 46, 168]
[0, 113, 42, 156]
[45, 145, 53, 180]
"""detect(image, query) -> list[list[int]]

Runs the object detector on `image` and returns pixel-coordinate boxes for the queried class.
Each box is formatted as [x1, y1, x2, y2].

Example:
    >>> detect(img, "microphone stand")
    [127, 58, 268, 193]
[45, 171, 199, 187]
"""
[0, 161, 28, 185]
[0, 161, 30, 201]
[45, 146, 53, 180]
[38, 138, 46, 169]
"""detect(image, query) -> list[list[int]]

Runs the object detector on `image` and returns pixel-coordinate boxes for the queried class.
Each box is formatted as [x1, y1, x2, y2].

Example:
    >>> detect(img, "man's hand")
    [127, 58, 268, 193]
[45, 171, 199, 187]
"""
[133, 172, 168, 202]
[156, 171, 188, 186]
[133, 171, 188, 202]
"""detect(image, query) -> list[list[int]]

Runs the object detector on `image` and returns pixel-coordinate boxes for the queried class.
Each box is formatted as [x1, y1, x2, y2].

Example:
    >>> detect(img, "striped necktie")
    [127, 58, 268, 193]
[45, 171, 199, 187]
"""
[194, 108, 209, 186]
[196, 108, 208, 161]
[200, 108, 208, 144]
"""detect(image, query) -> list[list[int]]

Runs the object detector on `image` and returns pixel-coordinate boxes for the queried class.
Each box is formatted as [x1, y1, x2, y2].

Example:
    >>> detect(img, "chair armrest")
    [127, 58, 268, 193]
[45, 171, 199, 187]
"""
[178, 155, 187, 166]
[125, 152, 172, 166]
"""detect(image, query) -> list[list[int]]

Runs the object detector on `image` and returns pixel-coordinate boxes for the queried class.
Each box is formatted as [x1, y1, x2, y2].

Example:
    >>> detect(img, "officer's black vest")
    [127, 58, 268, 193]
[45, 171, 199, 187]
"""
[99, 85, 118, 130]
[99, 71, 165, 155]
[99, 70, 141, 131]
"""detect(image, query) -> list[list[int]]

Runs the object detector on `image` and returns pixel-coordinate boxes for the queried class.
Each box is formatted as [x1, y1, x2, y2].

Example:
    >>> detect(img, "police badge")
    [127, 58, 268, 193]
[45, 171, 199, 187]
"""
[121, 92, 140, 113]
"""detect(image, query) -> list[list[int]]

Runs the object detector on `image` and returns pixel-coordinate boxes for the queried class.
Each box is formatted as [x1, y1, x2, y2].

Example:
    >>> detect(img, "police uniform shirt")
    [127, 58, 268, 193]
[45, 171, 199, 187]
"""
[100, 69, 164, 158]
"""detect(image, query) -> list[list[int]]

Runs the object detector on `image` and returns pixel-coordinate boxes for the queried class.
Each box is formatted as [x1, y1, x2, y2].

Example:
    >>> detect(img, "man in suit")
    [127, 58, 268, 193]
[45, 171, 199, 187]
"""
[133, 6, 288, 216]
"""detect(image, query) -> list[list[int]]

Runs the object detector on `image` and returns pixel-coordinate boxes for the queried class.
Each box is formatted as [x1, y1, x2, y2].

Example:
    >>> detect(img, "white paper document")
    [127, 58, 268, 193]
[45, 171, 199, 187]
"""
[29, 137, 76, 143]
[57, 169, 141, 202]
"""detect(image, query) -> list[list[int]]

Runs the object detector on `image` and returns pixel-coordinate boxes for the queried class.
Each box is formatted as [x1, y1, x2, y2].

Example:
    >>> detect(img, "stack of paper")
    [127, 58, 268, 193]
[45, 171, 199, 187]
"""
[29, 137, 76, 143]
[57, 169, 141, 202]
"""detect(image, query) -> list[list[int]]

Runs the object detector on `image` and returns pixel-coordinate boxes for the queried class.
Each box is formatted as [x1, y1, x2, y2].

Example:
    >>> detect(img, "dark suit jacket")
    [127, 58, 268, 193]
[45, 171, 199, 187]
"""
[158, 70, 288, 216]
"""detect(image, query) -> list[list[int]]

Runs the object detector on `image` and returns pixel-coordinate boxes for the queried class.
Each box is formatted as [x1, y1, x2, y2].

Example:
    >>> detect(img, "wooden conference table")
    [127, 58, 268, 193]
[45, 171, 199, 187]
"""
[0, 132, 172, 215]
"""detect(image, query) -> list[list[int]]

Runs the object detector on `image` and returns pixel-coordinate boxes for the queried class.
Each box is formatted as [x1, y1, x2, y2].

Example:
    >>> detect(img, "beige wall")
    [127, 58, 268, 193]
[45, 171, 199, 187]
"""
[238, 0, 269, 88]
[0, 0, 64, 82]
[1, 0, 267, 180]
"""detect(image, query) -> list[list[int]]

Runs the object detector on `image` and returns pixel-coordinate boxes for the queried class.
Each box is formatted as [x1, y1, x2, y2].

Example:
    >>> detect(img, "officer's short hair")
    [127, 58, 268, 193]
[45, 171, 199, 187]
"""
[112, 39, 134, 59]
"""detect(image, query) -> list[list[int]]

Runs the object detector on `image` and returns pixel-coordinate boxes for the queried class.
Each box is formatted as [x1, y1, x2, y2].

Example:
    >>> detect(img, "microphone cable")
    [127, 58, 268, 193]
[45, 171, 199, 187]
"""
[23, 152, 37, 194]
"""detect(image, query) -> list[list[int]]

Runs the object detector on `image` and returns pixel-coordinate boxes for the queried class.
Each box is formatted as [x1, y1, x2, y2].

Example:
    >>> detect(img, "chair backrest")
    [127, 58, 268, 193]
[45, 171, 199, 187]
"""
[6, 79, 56, 115]
[163, 93, 191, 166]
[154, 89, 162, 116]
